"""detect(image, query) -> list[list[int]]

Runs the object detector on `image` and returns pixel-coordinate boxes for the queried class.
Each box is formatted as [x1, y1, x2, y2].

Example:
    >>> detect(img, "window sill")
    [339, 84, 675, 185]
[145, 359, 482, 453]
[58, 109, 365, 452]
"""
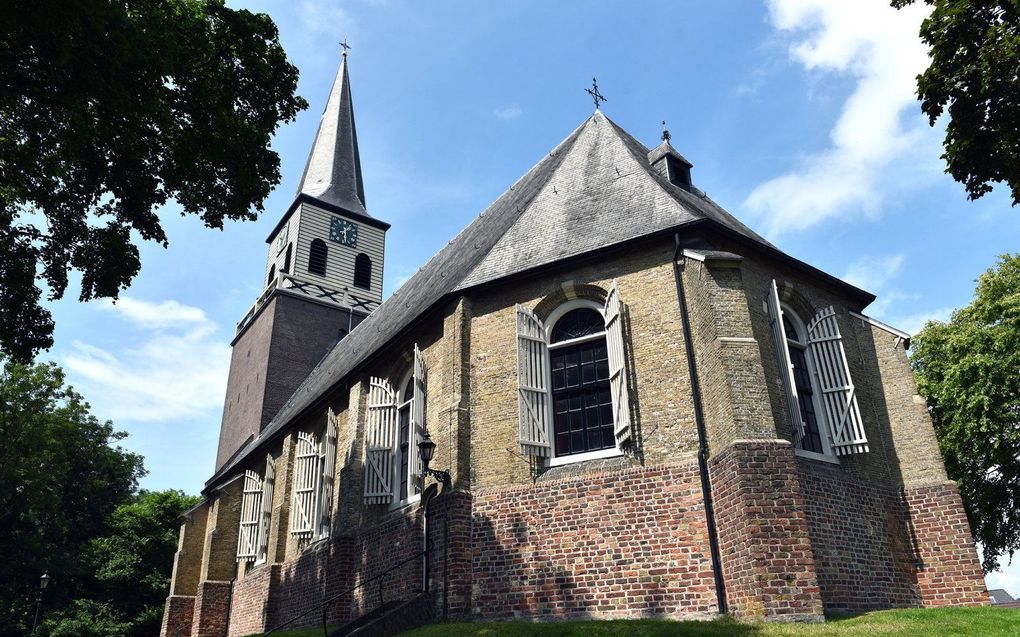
[547, 447, 623, 467]
[388, 493, 421, 512]
[794, 448, 840, 464]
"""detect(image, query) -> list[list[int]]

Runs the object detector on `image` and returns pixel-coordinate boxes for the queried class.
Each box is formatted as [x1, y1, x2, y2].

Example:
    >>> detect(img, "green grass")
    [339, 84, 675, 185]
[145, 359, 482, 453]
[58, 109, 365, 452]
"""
[393, 607, 1020, 637]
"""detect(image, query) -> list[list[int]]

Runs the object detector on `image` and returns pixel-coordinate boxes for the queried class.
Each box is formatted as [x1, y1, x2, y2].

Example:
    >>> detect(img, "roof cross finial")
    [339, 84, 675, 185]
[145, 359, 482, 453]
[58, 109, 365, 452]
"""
[661, 120, 672, 143]
[340, 37, 352, 57]
[585, 77, 607, 111]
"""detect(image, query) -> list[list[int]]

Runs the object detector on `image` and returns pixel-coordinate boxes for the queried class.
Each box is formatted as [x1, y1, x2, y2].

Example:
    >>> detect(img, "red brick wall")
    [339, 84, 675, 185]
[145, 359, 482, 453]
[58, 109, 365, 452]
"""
[905, 482, 989, 607]
[160, 595, 195, 637]
[469, 462, 718, 620]
[192, 581, 232, 637]
[797, 460, 922, 611]
[709, 441, 824, 621]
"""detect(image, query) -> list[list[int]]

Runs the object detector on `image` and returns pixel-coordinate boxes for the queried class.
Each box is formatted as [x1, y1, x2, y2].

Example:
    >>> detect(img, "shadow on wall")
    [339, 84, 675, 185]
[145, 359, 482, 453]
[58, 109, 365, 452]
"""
[465, 490, 718, 621]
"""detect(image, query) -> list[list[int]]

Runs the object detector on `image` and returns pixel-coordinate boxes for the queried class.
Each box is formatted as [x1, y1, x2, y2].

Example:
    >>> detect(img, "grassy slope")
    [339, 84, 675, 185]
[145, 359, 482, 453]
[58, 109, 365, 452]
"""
[392, 608, 1020, 637]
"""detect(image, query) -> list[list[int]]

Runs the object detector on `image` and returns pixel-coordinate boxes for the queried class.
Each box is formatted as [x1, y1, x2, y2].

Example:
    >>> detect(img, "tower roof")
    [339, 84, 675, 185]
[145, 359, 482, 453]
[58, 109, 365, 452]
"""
[208, 110, 874, 490]
[296, 51, 368, 216]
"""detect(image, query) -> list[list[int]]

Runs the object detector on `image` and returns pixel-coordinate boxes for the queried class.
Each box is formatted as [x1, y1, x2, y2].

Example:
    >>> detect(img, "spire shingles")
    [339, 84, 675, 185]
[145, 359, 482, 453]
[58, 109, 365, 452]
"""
[296, 52, 368, 215]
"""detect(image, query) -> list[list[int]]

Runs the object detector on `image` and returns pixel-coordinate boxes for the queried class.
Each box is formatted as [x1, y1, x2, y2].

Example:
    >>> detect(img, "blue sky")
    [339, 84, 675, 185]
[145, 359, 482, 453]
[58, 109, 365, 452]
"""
[39, 1, 1020, 590]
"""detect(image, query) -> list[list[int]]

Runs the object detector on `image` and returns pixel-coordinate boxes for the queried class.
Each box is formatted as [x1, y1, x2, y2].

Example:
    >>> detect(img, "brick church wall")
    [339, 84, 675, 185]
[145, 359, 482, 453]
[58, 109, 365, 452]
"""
[905, 482, 989, 607]
[468, 461, 718, 620]
[709, 441, 823, 621]
[797, 459, 922, 611]
[160, 595, 196, 637]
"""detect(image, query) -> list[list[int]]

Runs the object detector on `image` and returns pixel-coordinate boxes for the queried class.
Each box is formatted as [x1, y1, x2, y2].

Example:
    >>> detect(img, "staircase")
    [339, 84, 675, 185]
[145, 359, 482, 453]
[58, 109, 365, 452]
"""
[330, 593, 435, 637]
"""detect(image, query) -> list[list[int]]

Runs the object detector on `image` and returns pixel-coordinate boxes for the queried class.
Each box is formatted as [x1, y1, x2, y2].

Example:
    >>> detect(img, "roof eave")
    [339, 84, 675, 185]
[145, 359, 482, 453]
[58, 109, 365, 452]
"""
[265, 193, 391, 244]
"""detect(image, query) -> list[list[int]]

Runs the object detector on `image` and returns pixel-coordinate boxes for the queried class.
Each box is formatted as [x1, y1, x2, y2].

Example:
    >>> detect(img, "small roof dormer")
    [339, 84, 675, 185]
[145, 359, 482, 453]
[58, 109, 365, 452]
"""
[648, 123, 694, 192]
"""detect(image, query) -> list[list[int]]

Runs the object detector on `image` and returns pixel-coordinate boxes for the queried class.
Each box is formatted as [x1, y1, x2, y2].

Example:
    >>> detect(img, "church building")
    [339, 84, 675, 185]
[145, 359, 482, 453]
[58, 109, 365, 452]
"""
[160, 50, 988, 637]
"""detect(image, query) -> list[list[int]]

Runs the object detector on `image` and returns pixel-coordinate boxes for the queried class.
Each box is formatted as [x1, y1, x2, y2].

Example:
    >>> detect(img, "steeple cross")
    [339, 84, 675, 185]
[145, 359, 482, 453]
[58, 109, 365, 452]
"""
[340, 37, 352, 56]
[585, 77, 607, 111]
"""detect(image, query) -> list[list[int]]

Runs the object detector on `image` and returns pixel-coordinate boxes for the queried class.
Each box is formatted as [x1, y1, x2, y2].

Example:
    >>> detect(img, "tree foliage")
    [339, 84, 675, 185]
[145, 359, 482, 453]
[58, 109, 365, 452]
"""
[45, 490, 200, 637]
[911, 254, 1020, 572]
[893, 1, 1020, 207]
[0, 0, 307, 361]
[0, 359, 144, 636]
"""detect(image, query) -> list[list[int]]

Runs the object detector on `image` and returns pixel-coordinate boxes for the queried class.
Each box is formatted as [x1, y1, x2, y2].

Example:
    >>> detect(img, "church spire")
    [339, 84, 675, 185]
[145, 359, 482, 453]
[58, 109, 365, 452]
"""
[296, 45, 368, 215]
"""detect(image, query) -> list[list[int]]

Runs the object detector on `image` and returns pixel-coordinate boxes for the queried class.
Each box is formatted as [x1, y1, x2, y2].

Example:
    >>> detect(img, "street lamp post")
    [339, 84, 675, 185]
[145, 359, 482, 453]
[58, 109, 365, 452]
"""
[30, 572, 50, 637]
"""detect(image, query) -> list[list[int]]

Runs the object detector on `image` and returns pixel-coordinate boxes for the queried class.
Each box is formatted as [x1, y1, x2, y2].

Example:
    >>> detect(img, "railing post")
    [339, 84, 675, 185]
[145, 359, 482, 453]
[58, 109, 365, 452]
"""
[321, 606, 327, 637]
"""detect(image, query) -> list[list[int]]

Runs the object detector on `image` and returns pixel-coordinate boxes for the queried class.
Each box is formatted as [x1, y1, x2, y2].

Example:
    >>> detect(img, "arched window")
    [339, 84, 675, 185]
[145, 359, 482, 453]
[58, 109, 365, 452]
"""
[308, 239, 328, 276]
[515, 282, 632, 464]
[354, 253, 372, 290]
[547, 304, 614, 458]
[781, 307, 829, 456]
[282, 243, 292, 274]
[396, 373, 416, 502]
[267, 264, 275, 287]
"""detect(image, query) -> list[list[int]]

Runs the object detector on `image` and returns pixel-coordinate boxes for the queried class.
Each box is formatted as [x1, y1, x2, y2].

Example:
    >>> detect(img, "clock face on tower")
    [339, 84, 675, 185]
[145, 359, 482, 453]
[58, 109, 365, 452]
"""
[329, 217, 358, 247]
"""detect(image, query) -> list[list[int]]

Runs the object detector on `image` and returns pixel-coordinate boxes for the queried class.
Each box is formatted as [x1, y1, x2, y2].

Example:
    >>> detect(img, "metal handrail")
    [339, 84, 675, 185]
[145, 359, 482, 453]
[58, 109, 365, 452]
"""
[262, 542, 431, 637]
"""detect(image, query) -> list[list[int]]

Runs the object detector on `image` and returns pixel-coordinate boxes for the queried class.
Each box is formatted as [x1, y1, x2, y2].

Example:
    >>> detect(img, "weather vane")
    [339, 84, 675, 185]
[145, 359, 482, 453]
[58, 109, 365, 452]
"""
[340, 37, 352, 56]
[585, 77, 607, 111]
[662, 120, 671, 142]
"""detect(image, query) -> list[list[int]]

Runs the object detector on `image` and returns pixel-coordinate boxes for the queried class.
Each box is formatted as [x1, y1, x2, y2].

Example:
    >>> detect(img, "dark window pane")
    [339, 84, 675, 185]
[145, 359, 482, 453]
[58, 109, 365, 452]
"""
[549, 333, 616, 457]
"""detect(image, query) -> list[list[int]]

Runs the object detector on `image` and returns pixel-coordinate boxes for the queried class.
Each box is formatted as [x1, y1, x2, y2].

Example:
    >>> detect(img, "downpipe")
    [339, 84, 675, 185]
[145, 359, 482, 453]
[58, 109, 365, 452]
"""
[672, 233, 728, 615]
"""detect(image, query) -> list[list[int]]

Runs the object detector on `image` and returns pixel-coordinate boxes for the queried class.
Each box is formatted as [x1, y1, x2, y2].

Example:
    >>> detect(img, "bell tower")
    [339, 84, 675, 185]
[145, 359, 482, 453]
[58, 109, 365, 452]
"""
[215, 48, 389, 470]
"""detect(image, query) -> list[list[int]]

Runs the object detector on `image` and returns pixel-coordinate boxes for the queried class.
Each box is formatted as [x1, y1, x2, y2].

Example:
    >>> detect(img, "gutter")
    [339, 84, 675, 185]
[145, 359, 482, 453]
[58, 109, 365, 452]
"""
[672, 232, 728, 615]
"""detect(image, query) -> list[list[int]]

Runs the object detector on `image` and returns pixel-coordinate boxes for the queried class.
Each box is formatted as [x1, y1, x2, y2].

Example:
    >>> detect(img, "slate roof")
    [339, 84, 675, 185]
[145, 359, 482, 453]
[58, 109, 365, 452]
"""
[989, 588, 1015, 604]
[206, 110, 873, 490]
[295, 52, 368, 216]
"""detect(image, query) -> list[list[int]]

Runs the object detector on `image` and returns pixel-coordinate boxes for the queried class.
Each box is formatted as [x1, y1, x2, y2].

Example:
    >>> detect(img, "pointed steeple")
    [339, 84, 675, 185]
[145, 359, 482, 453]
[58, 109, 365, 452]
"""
[296, 48, 368, 215]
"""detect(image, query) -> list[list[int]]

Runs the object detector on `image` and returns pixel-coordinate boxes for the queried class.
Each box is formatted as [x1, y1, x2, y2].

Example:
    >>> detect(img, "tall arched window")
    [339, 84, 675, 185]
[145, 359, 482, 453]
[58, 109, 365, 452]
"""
[308, 239, 328, 276]
[781, 307, 829, 456]
[282, 243, 292, 274]
[547, 304, 614, 458]
[354, 253, 372, 290]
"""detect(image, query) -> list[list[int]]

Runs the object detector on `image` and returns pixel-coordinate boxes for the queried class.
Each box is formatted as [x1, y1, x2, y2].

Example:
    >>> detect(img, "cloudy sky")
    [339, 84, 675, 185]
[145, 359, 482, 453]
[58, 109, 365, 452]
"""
[39, 1, 1020, 590]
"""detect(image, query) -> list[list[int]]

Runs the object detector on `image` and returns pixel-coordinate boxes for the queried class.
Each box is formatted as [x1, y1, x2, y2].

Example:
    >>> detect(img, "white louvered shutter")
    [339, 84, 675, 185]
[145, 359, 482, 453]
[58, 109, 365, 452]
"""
[364, 378, 398, 504]
[290, 432, 318, 538]
[257, 455, 275, 562]
[516, 304, 552, 457]
[807, 307, 869, 455]
[318, 410, 339, 537]
[410, 345, 427, 494]
[236, 470, 263, 562]
[603, 281, 633, 447]
[767, 280, 806, 443]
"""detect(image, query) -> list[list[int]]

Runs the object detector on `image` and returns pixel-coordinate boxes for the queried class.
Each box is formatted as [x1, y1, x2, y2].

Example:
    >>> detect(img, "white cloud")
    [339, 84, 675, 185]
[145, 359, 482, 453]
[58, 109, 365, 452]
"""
[494, 104, 522, 120]
[98, 297, 209, 329]
[63, 298, 231, 423]
[842, 254, 905, 292]
[745, 0, 934, 236]
[888, 306, 952, 336]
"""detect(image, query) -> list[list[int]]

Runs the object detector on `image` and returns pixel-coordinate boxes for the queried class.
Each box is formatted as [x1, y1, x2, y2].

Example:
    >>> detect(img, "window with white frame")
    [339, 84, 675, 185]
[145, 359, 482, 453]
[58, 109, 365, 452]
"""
[237, 454, 275, 564]
[516, 281, 632, 465]
[290, 410, 339, 540]
[363, 345, 425, 505]
[766, 280, 869, 458]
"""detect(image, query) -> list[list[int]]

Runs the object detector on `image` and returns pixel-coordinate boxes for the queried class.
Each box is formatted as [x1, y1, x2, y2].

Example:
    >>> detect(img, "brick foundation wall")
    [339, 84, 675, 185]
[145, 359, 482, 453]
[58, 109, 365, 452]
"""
[160, 595, 195, 637]
[905, 482, 988, 607]
[797, 460, 921, 611]
[352, 507, 425, 616]
[192, 581, 232, 637]
[226, 564, 276, 637]
[469, 461, 718, 620]
[709, 441, 824, 621]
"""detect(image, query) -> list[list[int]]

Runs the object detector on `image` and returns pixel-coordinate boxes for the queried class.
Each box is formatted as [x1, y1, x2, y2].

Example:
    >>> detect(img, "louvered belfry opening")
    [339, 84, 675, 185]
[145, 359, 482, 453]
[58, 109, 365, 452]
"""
[354, 253, 372, 289]
[308, 238, 328, 276]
